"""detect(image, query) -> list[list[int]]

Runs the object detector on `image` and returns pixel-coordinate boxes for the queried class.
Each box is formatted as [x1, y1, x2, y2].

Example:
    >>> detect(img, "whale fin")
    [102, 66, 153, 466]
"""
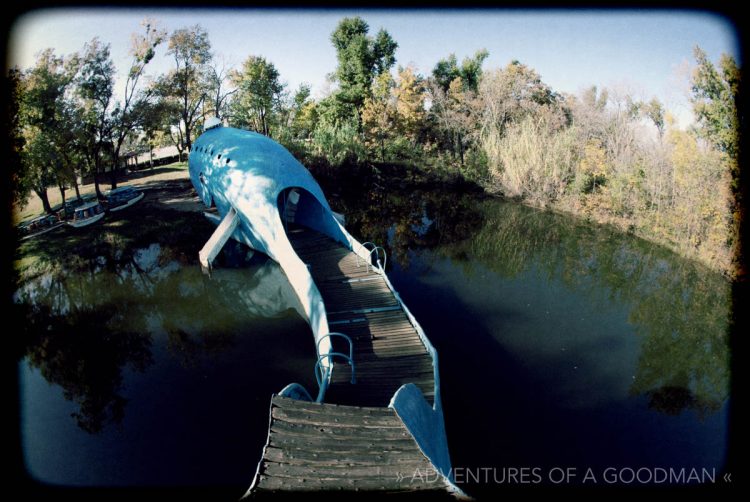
[198, 206, 239, 275]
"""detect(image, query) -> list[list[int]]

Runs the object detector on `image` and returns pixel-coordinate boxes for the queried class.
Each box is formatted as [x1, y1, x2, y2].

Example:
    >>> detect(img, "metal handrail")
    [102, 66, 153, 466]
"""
[356, 241, 387, 272]
[316, 332, 355, 362]
[314, 332, 356, 402]
[315, 352, 356, 387]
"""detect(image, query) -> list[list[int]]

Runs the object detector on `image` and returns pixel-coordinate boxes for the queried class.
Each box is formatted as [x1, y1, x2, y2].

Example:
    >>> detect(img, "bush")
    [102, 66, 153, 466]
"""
[310, 120, 366, 168]
[483, 115, 579, 202]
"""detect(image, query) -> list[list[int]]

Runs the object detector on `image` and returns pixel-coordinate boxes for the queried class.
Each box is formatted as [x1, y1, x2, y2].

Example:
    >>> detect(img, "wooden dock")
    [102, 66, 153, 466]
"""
[250, 396, 453, 494]
[247, 225, 456, 497]
[287, 225, 435, 407]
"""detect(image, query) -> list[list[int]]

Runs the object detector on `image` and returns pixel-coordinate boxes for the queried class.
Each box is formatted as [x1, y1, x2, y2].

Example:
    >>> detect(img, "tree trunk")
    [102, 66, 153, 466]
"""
[34, 187, 52, 214]
[58, 182, 66, 207]
[458, 132, 464, 166]
[93, 152, 104, 199]
[73, 176, 81, 201]
[185, 125, 192, 152]
[110, 145, 121, 190]
[149, 146, 154, 170]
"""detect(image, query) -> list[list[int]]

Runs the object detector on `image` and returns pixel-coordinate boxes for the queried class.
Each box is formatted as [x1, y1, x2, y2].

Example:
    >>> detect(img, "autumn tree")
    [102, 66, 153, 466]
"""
[108, 19, 165, 188]
[361, 72, 396, 161]
[159, 25, 212, 151]
[285, 83, 315, 137]
[428, 77, 479, 165]
[428, 50, 488, 164]
[478, 60, 560, 138]
[393, 65, 425, 144]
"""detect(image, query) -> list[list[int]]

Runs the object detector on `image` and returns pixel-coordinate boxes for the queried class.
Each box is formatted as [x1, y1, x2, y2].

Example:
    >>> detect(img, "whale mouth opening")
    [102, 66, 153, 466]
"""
[277, 187, 342, 242]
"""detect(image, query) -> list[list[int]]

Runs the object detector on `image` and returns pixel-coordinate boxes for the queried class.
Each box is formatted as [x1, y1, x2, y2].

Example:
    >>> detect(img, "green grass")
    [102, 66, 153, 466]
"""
[13, 164, 191, 225]
[161, 161, 188, 169]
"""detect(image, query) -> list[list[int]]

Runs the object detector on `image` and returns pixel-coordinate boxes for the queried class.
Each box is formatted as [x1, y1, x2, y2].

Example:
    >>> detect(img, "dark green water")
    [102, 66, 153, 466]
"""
[16, 244, 315, 489]
[16, 183, 730, 495]
[340, 185, 729, 493]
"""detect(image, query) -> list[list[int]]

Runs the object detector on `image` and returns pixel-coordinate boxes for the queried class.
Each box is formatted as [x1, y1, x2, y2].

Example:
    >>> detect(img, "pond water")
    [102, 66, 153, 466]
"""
[16, 179, 730, 496]
[16, 243, 315, 490]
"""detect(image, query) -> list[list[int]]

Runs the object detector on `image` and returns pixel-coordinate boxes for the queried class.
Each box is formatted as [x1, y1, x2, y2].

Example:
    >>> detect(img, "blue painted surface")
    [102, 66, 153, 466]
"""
[188, 126, 360, 361]
[390, 384, 452, 477]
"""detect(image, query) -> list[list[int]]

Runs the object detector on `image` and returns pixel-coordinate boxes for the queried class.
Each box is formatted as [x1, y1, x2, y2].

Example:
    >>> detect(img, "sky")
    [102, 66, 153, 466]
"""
[7, 8, 741, 127]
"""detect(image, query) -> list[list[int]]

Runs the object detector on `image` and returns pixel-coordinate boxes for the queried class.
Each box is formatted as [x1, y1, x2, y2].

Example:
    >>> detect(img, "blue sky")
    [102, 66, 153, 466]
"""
[9, 8, 740, 126]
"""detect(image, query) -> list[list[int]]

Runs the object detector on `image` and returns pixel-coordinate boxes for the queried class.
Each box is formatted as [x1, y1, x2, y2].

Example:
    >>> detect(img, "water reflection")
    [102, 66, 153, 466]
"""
[18, 301, 152, 434]
[323, 175, 730, 419]
[16, 243, 303, 434]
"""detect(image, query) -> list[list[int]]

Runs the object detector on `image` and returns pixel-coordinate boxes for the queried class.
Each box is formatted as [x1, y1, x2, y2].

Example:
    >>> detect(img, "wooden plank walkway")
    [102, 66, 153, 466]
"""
[248, 225, 454, 496]
[286, 225, 435, 407]
[249, 396, 453, 494]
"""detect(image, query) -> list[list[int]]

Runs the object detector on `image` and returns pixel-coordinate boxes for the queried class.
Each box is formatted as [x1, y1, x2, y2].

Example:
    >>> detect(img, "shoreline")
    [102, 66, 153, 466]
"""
[14, 159, 735, 285]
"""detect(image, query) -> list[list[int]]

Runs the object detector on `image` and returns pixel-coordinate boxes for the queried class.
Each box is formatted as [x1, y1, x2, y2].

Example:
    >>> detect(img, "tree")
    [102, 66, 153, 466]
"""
[108, 19, 165, 188]
[286, 83, 314, 136]
[691, 46, 740, 160]
[393, 65, 426, 144]
[428, 50, 488, 165]
[428, 76, 480, 165]
[5, 68, 27, 206]
[690, 46, 741, 273]
[21, 49, 80, 212]
[329, 17, 398, 125]
[205, 55, 237, 121]
[432, 49, 489, 93]
[77, 38, 115, 199]
[229, 55, 284, 136]
[643, 97, 665, 138]
[163, 25, 212, 151]
[478, 60, 559, 138]
[361, 72, 396, 161]
[138, 99, 174, 168]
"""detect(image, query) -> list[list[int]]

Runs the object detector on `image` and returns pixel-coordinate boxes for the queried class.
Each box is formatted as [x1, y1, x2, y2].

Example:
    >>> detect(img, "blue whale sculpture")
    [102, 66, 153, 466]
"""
[188, 122, 369, 363]
[189, 123, 459, 488]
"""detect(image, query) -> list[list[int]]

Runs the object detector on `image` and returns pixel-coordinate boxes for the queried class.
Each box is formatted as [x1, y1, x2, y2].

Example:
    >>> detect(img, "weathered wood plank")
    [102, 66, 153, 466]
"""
[272, 397, 394, 415]
[261, 461, 434, 480]
[263, 446, 431, 466]
[256, 474, 449, 492]
[272, 408, 403, 428]
[270, 420, 414, 440]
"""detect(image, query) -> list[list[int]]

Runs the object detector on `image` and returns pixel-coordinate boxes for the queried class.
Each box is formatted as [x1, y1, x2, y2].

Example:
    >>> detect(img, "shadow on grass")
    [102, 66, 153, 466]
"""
[127, 165, 188, 180]
[14, 187, 213, 286]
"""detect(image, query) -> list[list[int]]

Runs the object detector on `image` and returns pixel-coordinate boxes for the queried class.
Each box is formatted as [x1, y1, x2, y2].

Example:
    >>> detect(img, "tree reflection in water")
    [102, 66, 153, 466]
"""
[16, 176, 730, 436]
[322, 174, 729, 418]
[19, 301, 152, 433]
[16, 244, 302, 434]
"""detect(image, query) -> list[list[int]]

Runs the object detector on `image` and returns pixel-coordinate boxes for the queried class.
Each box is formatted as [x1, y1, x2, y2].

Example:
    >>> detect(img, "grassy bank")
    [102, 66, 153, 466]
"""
[13, 172, 211, 287]
[13, 162, 189, 225]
